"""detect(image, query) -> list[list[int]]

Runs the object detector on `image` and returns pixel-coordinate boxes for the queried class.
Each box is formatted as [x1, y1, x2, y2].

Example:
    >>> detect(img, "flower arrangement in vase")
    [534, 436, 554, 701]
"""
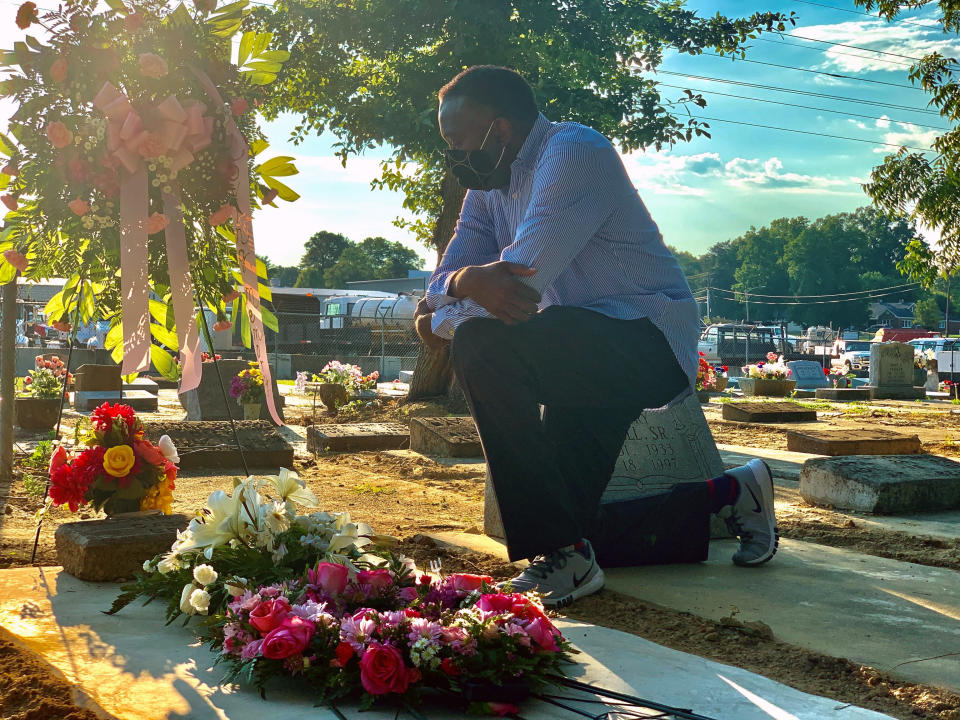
[230, 361, 265, 419]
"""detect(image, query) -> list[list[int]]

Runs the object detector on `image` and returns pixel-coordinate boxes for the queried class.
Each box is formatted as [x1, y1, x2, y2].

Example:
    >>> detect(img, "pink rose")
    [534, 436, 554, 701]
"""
[48, 445, 68, 475]
[138, 53, 168, 79]
[49, 57, 68, 83]
[208, 204, 234, 227]
[3, 250, 27, 272]
[46, 121, 73, 149]
[1, 194, 17, 212]
[146, 212, 169, 234]
[212, 320, 232, 332]
[398, 586, 418, 603]
[124, 12, 143, 33]
[523, 616, 561, 652]
[230, 98, 248, 116]
[356, 569, 393, 591]
[308, 561, 348, 596]
[359, 642, 419, 695]
[68, 198, 90, 216]
[450, 574, 493, 594]
[222, 289, 241, 303]
[260, 616, 315, 660]
[239, 638, 262, 660]
[248, 596, 291, 635]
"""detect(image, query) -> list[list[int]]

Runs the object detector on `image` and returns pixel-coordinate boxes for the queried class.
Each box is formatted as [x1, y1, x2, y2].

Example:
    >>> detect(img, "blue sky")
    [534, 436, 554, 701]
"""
[246, 0, 958, 270]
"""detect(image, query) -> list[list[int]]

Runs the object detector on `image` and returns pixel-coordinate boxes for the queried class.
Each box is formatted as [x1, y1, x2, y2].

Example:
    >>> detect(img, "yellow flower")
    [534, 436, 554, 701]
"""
[103, 445, 136, 478]
[140, 482, 174, 514]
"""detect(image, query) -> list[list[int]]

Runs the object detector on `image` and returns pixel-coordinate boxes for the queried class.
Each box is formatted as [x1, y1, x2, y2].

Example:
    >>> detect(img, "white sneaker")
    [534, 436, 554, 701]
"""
[503, 539, 605, 608]
[720, 459, 779, 566]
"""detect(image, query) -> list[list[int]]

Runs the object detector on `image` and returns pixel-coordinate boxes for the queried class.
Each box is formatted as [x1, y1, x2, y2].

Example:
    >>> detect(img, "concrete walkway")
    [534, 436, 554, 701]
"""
[0, 567, 892, 720]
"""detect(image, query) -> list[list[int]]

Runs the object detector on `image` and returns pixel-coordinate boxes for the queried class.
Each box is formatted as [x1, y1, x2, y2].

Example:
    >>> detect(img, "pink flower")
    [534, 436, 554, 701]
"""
[239, 639, 263, 660]
[260, 616, 315, 660]
[49, 57, 68, 84]
[450, 573, 494, 594]
[46, 121, 73, 149]
[359, 642, 419, 695]
[398, 586, 418, 603]
[50, 321, 71, 332]
[356, 569, 393, 591]
[124, 12, 143, 33]
[248, 596, 291, 635]
[208, 204, 234, 227]
[523, 616, 561, 652]
[222, 289, 241, 303]
[138, 53, 168, 79]
[261, 188, 279, 205]
[308, 561, 348, 596]
[1, 194, 17, 212]
[136, 132, 166, 159]
[2, 163, 18, 176]
[133, 439, 164, 467]
[212, 320, 232, 332]
[230, 98, 248, 116]
[68, 198, 90, 216]
[146, 212, 169, 234]
[3, 250, 27, 271]
[48, 445, 68, 475]
[333, 640, 354, 667]
[487, 703, 520, 717]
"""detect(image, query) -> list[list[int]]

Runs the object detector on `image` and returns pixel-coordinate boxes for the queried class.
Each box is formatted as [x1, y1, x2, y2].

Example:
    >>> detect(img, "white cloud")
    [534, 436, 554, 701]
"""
[848, 119, 869, 130]
[874, 121, 939, 151]
[876, 115, 892, 129]
[722, 157, 853, 193]
[790, 19, 960, 75]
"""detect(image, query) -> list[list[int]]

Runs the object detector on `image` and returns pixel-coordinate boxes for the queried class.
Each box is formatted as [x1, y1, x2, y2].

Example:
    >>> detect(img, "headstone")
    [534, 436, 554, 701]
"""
[141, 420, 293, 470]
[814, 388, 871, 401]
[55, 513, 190, 581]
[925, 358, 940, 393]
[787, 428, 922, 456]
[399, 370, 414, 383]
[786, 361, 830, 390]
[73, 363, 121, 392]
[74, 389, 158, 412]
[410, 417, 483, 457]
[792, 389, 816, 399]
[722, 402, 817, 423]
[800, 454, 960, 513]
[122, 376, 159, 394]
[484, 391, 728, 539]
[307, 423, 410, 453]
[867, 342, 925, 400]
[178, 359, 285, 422]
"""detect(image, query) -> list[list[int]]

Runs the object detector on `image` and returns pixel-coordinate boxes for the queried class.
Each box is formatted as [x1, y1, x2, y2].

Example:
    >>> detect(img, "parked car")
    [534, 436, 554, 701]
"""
[831, 339, 874, 376]
[698, 323, 779, 364]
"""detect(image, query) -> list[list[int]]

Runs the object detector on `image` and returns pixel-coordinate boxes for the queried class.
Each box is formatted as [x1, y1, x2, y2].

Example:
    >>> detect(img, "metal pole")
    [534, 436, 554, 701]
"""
[0, 278, 17, 483]
[379, 309, 386, 379]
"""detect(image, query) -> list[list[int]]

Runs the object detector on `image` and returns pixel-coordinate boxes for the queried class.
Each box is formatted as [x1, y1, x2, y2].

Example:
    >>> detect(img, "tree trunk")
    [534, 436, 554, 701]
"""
[1, 279, 17, 481]
[407, 171, 467, 403]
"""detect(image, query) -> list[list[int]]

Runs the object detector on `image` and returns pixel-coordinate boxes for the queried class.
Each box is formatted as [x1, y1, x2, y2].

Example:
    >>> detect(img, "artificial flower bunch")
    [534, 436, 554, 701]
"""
[229, 360, 265, 403]
[695, 352, 716, 391]
[47, 402, 178, 513]
[743, 351, 791, 380]
[196, 564, 570, 712]
[826, 365, 855, 388]
[314, 361, 379, 392]
[17, 365, 65, 398]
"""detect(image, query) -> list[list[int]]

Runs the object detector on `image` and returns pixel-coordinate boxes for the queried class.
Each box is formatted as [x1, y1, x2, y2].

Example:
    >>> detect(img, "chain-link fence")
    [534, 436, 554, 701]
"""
[266, 311, 420, 381]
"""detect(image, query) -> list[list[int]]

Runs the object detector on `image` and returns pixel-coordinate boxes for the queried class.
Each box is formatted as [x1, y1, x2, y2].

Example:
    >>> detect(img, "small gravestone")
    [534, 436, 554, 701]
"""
[179, 359, 285, 422]
[722, 401, 817, 423]
[925, 358, 940, 393]
[55, 513, 190, 581]
[399, 370, 414, 383]
[800, 454, 960, 513]
[123, 376, 159, 394]
[410, 417, 483, 457]
[787, 428, 921, 456]
[73, 363, 121, 391]
[484, 391, 728, 539]
[74, 389, 158, 412]
[867, 342, 925, 400]
[786, 361, 830, 390]
[141, 420, 293, 470]
[815, 388, 871, 401]
[307, 423, 409, 453]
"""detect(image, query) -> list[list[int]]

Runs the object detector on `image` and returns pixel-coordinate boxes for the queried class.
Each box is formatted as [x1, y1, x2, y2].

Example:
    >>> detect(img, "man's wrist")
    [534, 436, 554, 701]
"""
[449, 266, 475, 299]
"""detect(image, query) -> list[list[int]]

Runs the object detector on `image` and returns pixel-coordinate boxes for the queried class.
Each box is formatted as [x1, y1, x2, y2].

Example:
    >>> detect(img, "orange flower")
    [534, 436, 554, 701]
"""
[1, 163, 18, 176]
[146, 212, 169, 234]
[49, 57, 68, 83]
[230, 98, 248, 116]
[222, 289, 241, 303]
[3, 250, 27, 272]
[50, 320, 71, 332]
[138, 52, 168, 79]
[15, 2, 38, 29]
[46, 121, 73, 149]
[68, 198, 90, 216]
[212, 319, 232, 332]
[208, 204, 234, 227]
[1, 194, 17, 212]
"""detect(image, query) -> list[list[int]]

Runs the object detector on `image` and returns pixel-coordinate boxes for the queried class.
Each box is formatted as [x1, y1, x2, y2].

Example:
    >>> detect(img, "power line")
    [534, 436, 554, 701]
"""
[754, 36, 916, 68]
[690, 114, 935, 152]
[725, 293, 918, 305]
[708, 281, 921, 299]
[702, 52, 925, 90]
[792, 0, 945, 31]
[659, 83, 949, 130]
[655, 70, 942, 115]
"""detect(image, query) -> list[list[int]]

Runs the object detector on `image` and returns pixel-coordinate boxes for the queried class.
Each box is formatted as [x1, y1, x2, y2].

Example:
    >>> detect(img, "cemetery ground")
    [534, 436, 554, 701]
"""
[2, 387, 960, 718]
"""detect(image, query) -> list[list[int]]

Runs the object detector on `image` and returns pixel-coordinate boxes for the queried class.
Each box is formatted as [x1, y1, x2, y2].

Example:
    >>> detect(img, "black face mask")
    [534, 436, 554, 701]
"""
[444, 119, 512, 191]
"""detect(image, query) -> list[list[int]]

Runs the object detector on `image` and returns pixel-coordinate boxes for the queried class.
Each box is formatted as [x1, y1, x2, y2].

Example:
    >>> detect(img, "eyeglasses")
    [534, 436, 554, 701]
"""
[443, 118, 505, 173]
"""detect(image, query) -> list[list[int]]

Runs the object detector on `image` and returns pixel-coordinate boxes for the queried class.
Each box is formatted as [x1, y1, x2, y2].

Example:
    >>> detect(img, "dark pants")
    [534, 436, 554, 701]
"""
[451, 306, 707, 563]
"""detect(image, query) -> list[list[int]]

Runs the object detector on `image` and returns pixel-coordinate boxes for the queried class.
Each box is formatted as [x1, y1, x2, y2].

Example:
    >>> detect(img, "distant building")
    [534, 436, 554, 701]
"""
[868, 301, 916, 330]
[345, 270, 431, 295]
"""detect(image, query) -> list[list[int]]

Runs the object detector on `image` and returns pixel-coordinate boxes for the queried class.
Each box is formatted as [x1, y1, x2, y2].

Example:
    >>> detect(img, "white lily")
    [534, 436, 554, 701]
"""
[268, 467, 318, 509]
[157, 435, 180, 464]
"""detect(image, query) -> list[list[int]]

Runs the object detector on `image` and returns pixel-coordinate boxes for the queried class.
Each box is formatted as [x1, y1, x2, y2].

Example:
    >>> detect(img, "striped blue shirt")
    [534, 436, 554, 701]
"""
[426, 113, 699, 384]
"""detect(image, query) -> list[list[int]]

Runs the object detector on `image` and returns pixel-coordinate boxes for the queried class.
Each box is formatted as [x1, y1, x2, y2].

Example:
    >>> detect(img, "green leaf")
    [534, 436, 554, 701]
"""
[151, 344, 177, 380]
[0, 262, 16, 285]
[240, 298, 251, 348]
[44, 291, 64, 321]
[238, 31, 255, 66]
[148, 298, 171, 327]
[252, 31, 272, 57]
[243, 60, 283, 73]
[80, 284, 95, 323]
[262, 176, 299, 202]
[23, 36, 43, 51]
[261, 305, 278, 333]
[150, 322, 179, 352]
[256, 50, 290, 63]
[165, 3, 193, 28]
[249, 139, 269, 157]
[255, 155, 297, 174]
[104, 0, 129, 14]
[240, 70, 276, 86]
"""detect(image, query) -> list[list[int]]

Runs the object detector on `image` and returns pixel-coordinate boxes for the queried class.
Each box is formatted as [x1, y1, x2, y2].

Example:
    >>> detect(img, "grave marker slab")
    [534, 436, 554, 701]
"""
[410, 417, 483, 457]
[141, 420, 293, 470]
[122, 376, 159, 394]
[800, 454, 960, 513]
[722, 402, 817, 423]
[307, 423, 410, 453]
[73, 363, 121, 392]
[74, 389, 158, 412]
[814, 388, 871, 401]
[179, 359, 285, 422]
[787, 428, 921, 456]
[867, 342, 924, 400]
[55, 513, 190, 581]
[786, 360, 830, 390]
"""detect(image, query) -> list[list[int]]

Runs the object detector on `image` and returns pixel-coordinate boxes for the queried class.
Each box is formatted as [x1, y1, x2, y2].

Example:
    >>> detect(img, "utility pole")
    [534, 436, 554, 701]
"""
[0, 278, 17, 482]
